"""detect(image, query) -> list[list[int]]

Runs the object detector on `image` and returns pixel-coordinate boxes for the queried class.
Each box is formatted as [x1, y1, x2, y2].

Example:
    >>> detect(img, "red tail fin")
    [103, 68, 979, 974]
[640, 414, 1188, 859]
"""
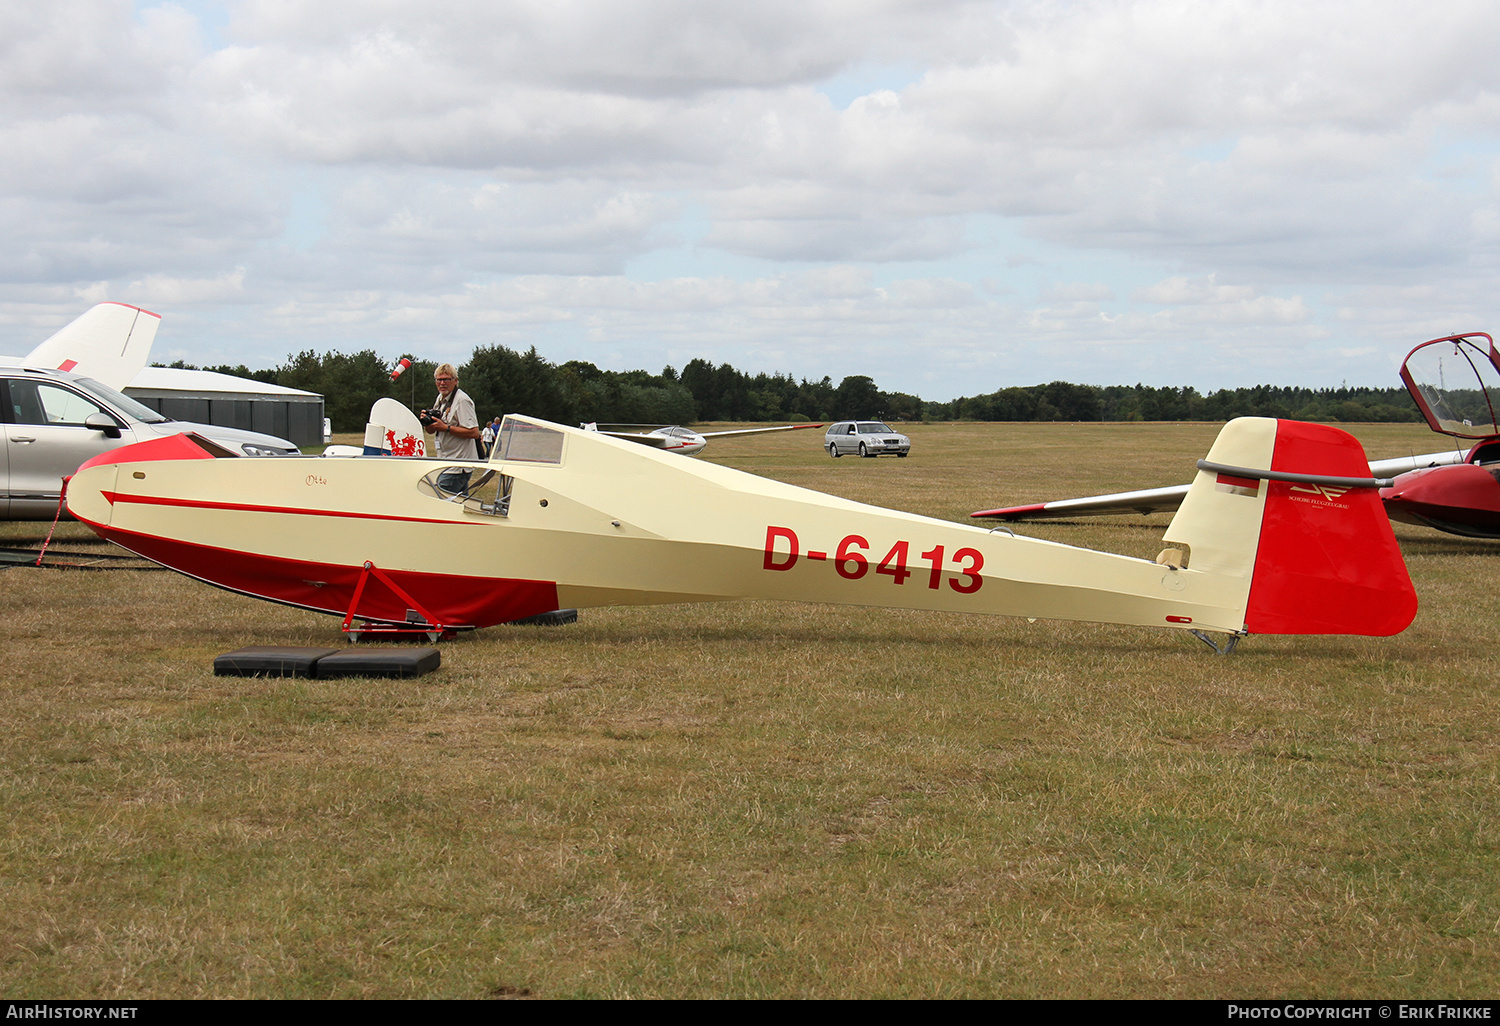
[1245, 421, 1416, 635]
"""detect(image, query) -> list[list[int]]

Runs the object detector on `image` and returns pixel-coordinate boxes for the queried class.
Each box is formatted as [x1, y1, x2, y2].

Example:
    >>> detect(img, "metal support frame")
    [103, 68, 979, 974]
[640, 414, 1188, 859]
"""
[341, 560, 451, 642]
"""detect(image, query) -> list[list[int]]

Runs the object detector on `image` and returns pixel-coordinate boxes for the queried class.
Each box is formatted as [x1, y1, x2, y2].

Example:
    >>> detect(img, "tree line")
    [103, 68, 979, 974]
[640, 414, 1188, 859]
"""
[165, 347, 1423, 431]
[933, 381, 1423, 424]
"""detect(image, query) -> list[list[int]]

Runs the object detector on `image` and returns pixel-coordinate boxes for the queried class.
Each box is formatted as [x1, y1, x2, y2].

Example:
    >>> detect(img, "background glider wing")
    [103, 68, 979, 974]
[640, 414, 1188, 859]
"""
[1367, 450, 1467, 476]
[973, 449, 1466, 522]
[699, 423, 825, 439]
[596, 429, 675, 448]
[973, 484, 1191, 521]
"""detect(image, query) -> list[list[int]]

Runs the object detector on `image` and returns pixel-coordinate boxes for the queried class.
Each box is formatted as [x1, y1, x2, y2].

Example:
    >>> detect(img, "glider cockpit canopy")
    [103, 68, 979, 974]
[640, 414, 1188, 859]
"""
[1400, 332, 1500, 440]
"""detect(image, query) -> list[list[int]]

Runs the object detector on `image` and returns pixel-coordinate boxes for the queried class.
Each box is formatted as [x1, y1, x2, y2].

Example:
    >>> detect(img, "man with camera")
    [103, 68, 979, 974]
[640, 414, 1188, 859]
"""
[422, 363, 480, 495]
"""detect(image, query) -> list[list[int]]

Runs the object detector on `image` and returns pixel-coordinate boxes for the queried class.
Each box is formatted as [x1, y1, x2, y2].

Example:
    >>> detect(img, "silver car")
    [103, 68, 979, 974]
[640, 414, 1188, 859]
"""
[2, 366, 301, 519]
[825, 421, 911, 458]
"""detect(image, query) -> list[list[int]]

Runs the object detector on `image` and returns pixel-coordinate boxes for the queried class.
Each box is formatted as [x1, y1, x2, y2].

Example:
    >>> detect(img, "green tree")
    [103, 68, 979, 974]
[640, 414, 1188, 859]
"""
[275, 349, 390, 431]
[463, 345, 578, 424]
[833, 375, 882, 420]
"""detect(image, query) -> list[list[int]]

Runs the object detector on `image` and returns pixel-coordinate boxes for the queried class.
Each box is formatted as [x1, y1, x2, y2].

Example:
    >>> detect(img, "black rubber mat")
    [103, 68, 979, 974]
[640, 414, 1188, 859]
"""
[213, 646, 340, 678]
[506, 608, 579, 626]
[314, 647, 442, 679]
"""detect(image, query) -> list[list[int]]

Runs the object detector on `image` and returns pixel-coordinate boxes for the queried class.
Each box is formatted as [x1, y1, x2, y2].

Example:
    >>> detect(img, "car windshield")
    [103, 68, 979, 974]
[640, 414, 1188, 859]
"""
[858, 422, 893, 434]
[73, 377, 170, 423]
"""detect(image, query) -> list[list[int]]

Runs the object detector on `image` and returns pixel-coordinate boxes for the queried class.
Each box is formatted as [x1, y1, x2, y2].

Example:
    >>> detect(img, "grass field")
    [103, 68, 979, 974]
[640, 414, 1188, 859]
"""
[2, 421, 1497, 998]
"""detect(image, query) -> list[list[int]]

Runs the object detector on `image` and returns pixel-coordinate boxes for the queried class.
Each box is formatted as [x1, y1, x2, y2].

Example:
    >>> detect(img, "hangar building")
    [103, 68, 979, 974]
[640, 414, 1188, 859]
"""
[124, 367, 326, 448]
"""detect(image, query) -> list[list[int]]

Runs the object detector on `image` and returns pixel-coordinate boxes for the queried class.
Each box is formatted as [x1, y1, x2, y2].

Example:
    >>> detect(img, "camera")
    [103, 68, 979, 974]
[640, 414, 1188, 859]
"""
[418, 409, 435, 427]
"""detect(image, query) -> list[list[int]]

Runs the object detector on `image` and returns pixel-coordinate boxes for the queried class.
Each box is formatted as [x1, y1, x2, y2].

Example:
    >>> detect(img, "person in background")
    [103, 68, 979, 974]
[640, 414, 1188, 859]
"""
[479, 417, 496, 459]
[422, 363, 479, 495]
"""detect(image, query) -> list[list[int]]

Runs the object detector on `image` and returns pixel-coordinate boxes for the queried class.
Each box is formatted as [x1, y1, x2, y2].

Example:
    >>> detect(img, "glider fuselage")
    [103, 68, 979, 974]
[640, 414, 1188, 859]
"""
[66, 417, 1268, 634]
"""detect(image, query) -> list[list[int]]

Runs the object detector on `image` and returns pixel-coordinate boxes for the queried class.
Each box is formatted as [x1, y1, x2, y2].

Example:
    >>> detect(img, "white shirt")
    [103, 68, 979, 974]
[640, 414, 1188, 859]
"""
[432, 388, 479, 460]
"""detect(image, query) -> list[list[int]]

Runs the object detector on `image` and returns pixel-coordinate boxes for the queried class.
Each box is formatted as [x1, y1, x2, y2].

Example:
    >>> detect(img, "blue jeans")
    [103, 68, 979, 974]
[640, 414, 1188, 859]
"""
[438, 469, 472, 497]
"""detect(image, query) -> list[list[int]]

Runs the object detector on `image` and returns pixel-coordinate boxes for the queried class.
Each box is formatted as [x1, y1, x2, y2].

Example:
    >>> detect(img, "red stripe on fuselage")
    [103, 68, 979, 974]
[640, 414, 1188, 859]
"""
[100, 491, 481, 527]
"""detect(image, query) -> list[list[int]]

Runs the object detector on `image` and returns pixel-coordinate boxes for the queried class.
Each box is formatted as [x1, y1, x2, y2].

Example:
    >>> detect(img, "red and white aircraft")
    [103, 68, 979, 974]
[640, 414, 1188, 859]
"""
[5, 302, 160, 390]
[974, 333, 1499, 539]
[65, 414, 1417, 650]
[582, 421, 824, 456]
[1379, 332, 1500, 537]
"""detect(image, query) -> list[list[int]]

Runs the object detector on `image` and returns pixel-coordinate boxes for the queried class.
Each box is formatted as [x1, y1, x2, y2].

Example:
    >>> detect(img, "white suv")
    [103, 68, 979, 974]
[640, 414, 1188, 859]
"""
[2, 367, 300, 519]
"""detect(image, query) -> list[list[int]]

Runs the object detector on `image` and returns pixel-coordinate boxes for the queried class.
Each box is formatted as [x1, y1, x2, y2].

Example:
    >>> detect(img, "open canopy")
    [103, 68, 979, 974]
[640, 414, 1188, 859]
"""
[1400, 332, 1500, 440]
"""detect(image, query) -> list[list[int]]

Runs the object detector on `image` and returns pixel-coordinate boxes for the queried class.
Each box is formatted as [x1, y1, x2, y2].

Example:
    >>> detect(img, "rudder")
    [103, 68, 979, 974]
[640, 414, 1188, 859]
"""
[1245, 420, 1416, 636]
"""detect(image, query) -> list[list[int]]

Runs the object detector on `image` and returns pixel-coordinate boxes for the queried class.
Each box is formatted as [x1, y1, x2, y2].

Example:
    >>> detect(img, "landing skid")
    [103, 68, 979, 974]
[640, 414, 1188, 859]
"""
[341, 560, 455, 642]
[1189, 629, 1242, 655]
[345, 621, 457, 644]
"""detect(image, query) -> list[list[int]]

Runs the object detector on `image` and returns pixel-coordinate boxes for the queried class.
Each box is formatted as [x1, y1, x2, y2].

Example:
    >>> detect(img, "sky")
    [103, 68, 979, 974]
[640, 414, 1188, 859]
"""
[1, 0, 1498, 401]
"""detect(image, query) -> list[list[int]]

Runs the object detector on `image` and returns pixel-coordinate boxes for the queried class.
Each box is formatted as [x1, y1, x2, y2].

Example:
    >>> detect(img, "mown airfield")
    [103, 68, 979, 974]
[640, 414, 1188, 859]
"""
[2, 420, 1496, 999]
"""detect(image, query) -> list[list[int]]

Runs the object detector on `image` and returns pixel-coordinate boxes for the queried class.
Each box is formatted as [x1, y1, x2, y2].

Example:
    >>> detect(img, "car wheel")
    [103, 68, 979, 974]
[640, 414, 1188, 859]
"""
[829, 443, 841, 457]
[859, 442, 869, 457]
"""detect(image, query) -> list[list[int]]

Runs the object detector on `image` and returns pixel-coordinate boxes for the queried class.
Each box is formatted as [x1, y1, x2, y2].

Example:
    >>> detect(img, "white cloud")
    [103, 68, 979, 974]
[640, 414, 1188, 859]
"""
[1135, 275, 1256, 306]
[126, 268, 248, 305]
[1, 0, 1499, 395]
[1043, 281, 1115, 302]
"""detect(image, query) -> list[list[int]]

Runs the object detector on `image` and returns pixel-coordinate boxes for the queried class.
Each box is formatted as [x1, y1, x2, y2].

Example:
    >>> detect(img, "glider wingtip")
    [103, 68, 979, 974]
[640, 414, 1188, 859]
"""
[971, 504, 1042, 519]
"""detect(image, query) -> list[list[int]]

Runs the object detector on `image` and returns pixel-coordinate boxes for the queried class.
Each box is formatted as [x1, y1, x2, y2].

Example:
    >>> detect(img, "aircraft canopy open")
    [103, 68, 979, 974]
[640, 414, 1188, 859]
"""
[1400, 332, 1500, 440]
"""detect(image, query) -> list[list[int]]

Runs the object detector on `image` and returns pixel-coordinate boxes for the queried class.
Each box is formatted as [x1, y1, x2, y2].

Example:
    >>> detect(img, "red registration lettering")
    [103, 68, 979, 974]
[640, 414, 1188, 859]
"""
[950, 547, 984, 594]
[764, 526, 799, 570]
[921, 545, 945, 589]
[835, 535, 870, 579]
[772, 530, 983, 595]
[876, 541, 911, 585]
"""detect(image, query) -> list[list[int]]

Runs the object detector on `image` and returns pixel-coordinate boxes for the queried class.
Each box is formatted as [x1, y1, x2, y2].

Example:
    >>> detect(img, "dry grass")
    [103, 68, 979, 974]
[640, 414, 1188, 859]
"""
[1, 422, 1496, 998]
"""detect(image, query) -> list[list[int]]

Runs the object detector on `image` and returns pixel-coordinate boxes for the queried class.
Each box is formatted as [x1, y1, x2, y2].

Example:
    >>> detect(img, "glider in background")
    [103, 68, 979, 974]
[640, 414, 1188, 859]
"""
[2, 306, 300, 520]
[322, 397, 428, 458]
[581, 421, 824, 456]
[974, 333, 1500, 540]
[9, 302, 161, 392]
[1380, 333, 1500, 537]
[67, 415, 1416, 652]
[971, 451, 1462, 523]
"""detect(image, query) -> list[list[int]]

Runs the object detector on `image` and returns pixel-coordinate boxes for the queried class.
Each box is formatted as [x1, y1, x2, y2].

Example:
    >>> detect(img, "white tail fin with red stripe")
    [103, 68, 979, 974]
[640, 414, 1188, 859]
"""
[25, 302, 160, 391]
